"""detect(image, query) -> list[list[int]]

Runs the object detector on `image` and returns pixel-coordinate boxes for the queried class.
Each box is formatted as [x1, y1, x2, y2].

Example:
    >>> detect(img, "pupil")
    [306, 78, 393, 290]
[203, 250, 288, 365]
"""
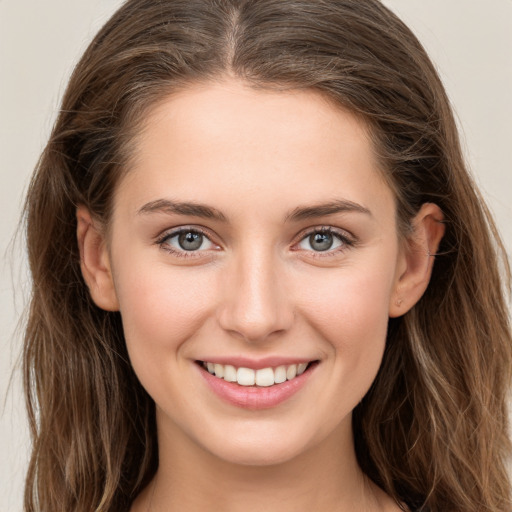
[310, 232, 333, 251]
[178, 231, 203, 251]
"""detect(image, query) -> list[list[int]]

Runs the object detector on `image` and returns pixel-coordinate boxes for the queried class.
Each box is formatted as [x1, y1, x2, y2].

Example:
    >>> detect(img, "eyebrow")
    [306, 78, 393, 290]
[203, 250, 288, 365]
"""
[137, 199, 228, 222]
[137, 198, 372, 223]
[285, 199, 372, 222]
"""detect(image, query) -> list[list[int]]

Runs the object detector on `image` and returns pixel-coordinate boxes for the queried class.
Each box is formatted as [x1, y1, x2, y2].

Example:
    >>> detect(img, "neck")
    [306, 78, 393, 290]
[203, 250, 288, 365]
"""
[132, 411, 393, 512]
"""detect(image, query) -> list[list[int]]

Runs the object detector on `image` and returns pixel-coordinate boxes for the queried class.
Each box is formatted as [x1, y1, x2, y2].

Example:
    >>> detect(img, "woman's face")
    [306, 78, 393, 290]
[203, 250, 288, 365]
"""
[103, 80, 408, 466]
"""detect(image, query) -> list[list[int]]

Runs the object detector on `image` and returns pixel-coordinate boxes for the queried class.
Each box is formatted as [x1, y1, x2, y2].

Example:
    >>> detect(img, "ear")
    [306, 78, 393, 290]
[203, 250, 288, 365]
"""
[76, 206, 119, 311]
[389, 203, 445, 318]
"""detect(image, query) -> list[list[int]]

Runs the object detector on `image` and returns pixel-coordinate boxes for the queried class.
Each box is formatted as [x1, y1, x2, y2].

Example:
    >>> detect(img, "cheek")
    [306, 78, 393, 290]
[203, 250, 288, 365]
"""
[293, 259, 397, 398]
[113, 260, 217, 375]
[297, 264, 394, 346]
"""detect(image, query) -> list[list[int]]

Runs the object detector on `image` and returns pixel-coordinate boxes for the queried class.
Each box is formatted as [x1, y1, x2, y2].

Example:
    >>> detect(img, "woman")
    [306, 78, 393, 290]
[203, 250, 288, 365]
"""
[22, 1, 511, 511]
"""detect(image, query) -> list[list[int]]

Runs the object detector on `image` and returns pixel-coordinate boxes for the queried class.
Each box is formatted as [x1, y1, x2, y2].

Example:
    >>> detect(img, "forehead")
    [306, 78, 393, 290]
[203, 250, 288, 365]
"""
[115, 79, 394, 222]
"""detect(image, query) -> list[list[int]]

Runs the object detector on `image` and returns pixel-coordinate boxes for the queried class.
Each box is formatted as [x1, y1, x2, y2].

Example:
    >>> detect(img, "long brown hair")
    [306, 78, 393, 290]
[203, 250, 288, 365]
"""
[23, 1, 511, 510]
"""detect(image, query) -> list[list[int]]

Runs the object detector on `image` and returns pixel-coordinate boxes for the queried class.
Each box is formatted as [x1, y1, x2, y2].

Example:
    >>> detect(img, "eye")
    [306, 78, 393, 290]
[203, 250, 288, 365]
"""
[157, 228, 216, 255]
[296, 228, 351, 253]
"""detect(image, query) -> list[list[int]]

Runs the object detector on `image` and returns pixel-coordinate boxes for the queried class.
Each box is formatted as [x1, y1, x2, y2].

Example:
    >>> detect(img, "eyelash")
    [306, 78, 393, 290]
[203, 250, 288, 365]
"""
[295, 226, 355, 258]
[156, 226, 216, 259]
[155, 226, 356, 259]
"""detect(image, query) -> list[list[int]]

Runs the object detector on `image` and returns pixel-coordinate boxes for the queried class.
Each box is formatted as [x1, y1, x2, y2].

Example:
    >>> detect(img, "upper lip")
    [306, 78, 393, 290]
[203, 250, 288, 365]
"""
[196, 356, 317, 370]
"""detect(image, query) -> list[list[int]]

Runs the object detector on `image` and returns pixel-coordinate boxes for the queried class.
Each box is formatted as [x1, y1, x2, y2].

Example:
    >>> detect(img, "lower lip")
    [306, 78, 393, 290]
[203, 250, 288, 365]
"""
[197, 362, 317, 410]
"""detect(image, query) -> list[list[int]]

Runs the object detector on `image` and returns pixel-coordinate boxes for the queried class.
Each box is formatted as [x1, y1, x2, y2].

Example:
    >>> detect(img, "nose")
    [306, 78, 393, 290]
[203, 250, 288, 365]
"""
[217, 247, 294, 343]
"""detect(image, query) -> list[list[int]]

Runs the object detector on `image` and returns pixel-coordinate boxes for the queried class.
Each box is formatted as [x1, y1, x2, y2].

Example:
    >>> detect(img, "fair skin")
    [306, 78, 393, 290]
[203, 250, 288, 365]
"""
[77, 79, 444, 511]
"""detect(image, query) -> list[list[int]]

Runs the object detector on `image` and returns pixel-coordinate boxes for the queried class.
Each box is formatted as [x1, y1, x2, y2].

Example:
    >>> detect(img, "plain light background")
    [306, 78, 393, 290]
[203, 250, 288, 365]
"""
[1, 1, 511, 510]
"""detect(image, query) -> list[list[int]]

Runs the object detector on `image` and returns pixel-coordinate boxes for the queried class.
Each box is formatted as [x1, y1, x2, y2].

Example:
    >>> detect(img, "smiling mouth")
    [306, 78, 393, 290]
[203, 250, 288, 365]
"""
[197, 360, 318, 387]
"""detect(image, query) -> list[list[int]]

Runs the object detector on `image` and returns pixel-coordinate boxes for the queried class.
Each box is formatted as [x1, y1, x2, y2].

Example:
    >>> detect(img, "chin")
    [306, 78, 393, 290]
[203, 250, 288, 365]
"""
[190, 417, 339, 468]
[209, 439, 308, 467]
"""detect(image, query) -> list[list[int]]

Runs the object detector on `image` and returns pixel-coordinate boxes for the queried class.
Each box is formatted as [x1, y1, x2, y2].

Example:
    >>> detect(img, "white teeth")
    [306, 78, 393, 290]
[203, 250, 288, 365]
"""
[255, 367, 275, 387]
[286, 364, 297, 380]
[202, 361, 312, 387]
[223, 364, 237, 382]
[274, 365, 287, 384]
[297, 363, 308, 375]
[214, 363, 224, 378]
[237, 367, 255, 386]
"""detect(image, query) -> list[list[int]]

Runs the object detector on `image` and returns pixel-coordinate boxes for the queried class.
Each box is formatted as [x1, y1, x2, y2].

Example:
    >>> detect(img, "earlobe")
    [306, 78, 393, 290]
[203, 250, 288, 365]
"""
[389, 203, 445, 318]
[76, 206, 119, 312]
